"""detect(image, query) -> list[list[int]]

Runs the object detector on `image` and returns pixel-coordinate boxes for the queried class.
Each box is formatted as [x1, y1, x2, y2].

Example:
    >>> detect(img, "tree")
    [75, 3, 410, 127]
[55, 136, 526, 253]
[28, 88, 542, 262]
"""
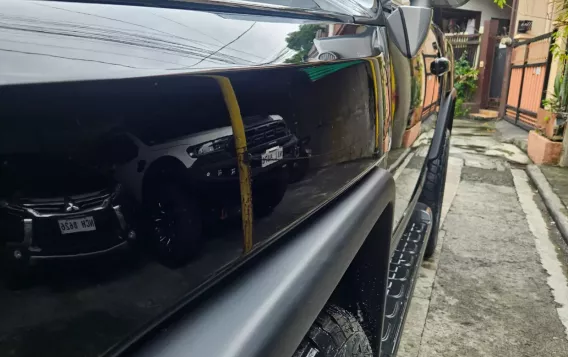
[493, 0, 507, 8]
[284, 24, 321, 64]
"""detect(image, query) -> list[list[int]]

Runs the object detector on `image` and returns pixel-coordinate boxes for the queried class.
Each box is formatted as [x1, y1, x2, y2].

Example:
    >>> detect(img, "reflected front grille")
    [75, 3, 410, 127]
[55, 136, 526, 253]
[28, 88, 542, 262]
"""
[21, 190, 110, 214]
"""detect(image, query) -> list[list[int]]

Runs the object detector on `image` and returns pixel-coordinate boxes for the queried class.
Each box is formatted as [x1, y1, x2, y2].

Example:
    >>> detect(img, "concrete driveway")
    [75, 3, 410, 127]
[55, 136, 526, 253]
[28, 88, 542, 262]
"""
[398, 120, 568, 356]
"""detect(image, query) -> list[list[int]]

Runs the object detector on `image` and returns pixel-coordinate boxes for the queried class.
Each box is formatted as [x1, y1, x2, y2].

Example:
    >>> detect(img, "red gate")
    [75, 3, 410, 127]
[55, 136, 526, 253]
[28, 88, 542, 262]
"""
[505, 33, 553, 129]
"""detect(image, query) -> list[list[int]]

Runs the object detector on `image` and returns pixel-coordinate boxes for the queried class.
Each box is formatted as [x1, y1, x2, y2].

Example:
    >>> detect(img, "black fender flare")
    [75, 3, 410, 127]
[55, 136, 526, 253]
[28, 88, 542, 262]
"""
[122, 167, 396, 357]
[428, 88, 456, 161]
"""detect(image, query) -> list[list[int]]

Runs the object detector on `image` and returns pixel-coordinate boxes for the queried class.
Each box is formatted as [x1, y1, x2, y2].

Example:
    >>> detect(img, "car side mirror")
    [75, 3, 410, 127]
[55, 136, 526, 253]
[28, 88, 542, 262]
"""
[386, 6, 432, 58]
[430, 57, 450, 76]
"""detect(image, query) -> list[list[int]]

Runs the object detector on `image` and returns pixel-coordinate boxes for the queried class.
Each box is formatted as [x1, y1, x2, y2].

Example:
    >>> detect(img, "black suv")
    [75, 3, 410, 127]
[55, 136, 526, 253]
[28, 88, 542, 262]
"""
[111, 114, 298, 265]
[0, 154, 136, 278]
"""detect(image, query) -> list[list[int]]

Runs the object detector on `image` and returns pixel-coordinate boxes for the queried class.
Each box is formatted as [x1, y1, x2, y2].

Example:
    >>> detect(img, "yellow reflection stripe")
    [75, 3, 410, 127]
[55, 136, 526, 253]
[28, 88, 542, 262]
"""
[365, 58, 380, 152]
[209, 75, 253, 254]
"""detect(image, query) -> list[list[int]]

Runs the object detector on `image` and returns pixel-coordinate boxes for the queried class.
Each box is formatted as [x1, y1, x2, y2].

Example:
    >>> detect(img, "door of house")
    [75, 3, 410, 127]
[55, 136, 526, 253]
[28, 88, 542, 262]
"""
[505, 33, 553, 130]
[489, 45, 507, 108]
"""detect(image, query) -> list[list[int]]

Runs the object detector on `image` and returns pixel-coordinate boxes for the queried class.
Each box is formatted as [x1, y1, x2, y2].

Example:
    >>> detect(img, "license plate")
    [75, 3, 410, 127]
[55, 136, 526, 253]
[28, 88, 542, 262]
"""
[261, 146, 283, 168]
[58, 216, 96, 234]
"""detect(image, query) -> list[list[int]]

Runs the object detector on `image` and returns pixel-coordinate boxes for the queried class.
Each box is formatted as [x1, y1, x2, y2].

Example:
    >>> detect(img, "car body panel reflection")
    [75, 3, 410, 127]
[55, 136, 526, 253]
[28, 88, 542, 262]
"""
[0, 1, 393, 356]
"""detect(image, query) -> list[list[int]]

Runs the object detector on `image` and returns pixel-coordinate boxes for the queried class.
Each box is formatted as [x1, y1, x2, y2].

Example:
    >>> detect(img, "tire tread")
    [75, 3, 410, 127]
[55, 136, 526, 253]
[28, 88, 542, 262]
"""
[293, 306, 372, 357]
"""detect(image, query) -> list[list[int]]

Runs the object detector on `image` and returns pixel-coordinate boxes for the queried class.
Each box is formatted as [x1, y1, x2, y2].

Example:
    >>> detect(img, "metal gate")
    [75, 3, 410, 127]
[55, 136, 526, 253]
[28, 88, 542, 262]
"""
[489, 45, 507, 108]
[505, 33, 553, 129]
[446, 34, 481, 67]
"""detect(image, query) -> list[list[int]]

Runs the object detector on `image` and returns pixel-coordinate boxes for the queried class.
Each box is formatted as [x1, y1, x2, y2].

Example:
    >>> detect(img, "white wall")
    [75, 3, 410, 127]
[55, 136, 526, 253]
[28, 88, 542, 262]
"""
[458, 0, 511, 31]
[515, 0, 556, 38]
[392, 0, 511, 32]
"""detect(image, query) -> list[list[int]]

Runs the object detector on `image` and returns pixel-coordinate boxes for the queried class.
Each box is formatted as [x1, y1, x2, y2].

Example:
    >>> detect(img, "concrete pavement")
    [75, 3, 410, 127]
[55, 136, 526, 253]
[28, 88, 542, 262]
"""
[399, 120, 568, 356]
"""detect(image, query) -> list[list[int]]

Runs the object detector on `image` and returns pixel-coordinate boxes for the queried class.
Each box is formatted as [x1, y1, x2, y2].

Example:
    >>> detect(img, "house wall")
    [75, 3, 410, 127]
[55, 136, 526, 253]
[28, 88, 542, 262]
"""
[514, 0, 556, 38]
[394, 0, 510, 33]
[457, 0, 511, 32]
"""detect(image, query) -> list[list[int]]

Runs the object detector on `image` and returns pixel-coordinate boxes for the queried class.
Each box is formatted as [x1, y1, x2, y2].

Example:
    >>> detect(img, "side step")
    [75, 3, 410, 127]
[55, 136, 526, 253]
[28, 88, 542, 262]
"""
[380, 203, 433, 357]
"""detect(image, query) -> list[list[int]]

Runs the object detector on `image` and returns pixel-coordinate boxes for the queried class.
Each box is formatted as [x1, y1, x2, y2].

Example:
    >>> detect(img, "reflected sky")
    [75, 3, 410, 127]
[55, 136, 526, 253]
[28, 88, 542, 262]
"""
[0, 1, 308, 84]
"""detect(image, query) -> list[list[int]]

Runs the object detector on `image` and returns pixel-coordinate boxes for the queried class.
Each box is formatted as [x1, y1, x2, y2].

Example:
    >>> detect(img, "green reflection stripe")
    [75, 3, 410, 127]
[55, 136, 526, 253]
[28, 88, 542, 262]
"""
[302, 60, 362, 82]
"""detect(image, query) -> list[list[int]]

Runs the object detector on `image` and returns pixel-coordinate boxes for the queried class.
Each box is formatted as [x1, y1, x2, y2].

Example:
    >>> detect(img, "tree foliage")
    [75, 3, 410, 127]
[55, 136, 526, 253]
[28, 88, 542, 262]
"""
[284, 24, 321, 64]
[543, 61, 568, 115]
[493, 0, 507, 8]
[454, 53, 479, 117]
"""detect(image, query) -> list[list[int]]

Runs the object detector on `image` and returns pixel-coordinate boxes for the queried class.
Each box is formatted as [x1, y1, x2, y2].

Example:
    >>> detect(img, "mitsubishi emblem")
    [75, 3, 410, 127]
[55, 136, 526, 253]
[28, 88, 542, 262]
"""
[65, 201, 80, 212]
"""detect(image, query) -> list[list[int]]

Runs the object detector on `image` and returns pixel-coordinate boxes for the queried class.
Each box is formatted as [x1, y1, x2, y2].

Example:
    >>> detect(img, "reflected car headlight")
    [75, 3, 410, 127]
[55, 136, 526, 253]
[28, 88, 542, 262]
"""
[188, 137, 230, 158]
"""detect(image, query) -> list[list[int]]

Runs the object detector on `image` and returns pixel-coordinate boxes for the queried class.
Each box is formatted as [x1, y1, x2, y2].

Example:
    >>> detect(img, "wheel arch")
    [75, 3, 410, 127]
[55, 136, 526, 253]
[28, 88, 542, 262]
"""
[118, 167, 396, 357]
[326, 201, 394, 352]
[141, 156, 188, 203]
[428, 89, 456, 161]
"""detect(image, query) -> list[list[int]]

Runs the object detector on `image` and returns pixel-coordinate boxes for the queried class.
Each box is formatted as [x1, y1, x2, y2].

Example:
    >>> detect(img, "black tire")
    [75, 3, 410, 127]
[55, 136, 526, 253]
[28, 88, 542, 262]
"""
[148, 184, 202, 267]
[421, 129, 450, 259]
[253, 175, 288, 218]
[293, 305, 373, 357]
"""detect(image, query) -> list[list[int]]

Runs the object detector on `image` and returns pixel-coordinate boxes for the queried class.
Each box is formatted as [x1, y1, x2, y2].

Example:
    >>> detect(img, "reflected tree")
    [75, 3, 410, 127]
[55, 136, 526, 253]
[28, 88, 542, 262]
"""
[285, 24, 321, 63]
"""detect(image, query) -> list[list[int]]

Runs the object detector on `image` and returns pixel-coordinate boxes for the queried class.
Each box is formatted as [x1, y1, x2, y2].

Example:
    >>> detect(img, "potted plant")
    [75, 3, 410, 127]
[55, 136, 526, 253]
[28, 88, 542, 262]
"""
[530, 63, 568, 164]
[542, 62, 568, 138]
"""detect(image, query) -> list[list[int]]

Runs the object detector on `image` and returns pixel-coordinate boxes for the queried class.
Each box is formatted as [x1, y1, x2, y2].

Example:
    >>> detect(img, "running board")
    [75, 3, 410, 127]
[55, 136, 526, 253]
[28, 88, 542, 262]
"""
[380, 203, 433, 357]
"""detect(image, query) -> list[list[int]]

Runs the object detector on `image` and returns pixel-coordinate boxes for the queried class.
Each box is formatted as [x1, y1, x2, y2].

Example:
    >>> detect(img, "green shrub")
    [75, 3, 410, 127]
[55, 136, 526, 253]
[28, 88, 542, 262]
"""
[455, 97, 471, 118]
[454, 53, 479, 117]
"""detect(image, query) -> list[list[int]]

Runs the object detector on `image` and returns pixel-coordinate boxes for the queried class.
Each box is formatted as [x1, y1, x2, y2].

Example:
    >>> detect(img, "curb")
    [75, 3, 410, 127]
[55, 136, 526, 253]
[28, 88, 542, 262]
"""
[526, 165, 568, 243]
[503, 138, 528, 154]
[512, 138, 528, 153]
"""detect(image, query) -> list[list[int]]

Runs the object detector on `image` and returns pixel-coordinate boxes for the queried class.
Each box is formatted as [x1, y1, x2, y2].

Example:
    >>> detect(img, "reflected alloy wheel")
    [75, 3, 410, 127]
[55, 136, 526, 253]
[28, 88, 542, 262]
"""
[150, 184, 202, 267]
[152, 201, 178, 256]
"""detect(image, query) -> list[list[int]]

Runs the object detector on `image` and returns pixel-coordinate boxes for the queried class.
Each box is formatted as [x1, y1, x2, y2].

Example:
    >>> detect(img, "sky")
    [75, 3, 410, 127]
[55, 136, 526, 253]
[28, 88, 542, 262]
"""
[0, 0, 309, 84]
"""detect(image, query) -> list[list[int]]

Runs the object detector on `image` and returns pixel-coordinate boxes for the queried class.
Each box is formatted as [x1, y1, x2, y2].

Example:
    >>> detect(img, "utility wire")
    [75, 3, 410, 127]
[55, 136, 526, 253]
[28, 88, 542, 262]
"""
[189, 22, 256, 68]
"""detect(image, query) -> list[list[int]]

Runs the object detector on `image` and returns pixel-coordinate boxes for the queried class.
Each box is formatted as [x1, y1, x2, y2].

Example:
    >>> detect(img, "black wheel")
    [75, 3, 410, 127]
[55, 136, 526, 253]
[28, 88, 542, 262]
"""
[149, 184, 202, 267]
[420, 129, 450, 259]
[293, 305, 373, 357]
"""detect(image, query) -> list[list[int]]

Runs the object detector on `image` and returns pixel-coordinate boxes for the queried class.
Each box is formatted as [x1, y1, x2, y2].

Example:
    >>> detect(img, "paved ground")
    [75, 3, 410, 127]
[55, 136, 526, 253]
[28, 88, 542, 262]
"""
[495, 119, 529, 152]
[398, 119, 568, 356]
